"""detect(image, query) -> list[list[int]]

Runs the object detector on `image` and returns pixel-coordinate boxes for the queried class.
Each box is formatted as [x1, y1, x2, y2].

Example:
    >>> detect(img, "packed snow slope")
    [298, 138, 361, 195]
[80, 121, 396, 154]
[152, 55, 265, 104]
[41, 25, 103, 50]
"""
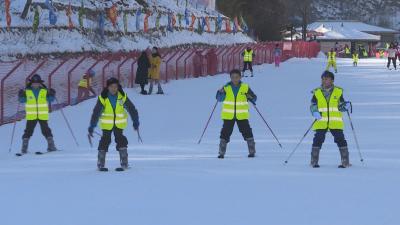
[1, 57, 400, 225]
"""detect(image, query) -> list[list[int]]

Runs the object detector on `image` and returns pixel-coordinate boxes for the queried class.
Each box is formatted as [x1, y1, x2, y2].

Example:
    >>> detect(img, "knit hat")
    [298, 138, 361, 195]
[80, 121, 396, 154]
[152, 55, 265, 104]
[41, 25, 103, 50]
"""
[106, 77, 119, 87]
[321, 70, 334, 80]
[30, 74, 44, 83]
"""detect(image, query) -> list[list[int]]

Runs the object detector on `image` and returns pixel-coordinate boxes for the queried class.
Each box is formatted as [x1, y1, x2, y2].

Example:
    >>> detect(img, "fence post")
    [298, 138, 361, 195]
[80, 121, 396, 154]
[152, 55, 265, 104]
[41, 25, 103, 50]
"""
[183, 49, 197, 78]
[175, 48, 191, 80]
[0, 60, 24, 124]
[165, 50, 181, 82]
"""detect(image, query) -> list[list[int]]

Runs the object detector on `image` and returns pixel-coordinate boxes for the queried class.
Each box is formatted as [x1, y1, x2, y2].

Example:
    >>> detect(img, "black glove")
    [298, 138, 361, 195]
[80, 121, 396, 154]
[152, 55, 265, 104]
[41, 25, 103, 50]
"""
[133, 120, 140, 131]
[18, 89, 25, 98]
[88, 127, 94, 137]
[48, 88, 56, 97]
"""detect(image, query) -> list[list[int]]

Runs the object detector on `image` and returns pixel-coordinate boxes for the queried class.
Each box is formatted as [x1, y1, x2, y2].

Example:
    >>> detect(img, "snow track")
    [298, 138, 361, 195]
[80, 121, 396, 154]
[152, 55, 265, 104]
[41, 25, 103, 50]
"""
[0, 57, 399, 225]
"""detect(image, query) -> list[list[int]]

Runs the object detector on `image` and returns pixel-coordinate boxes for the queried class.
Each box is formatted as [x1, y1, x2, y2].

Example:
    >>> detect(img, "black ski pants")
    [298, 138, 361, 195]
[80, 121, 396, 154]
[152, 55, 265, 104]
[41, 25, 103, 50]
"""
[98, 128, 128, 152]
[220, 119, 253, 143]
[243, 62, 253, 72]
[22, 120, 53, 139]
[387, 57, 397, 69]
[312, 129, 347, 148]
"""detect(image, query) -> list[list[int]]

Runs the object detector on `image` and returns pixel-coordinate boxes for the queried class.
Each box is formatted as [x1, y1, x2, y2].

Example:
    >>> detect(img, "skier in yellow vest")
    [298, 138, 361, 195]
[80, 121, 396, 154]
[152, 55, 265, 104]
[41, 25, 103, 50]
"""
[88, 77, 139, 171]
[344, 45, 351, 57]
[326, 48, 337, 73]
[76, 69, 96, 104]
[352, 51, 359, 67]
[216, 69, 257, 158]
[242, 47, 255, 77]
[310, 71, 352, 168]
[17, 74, 57, 154]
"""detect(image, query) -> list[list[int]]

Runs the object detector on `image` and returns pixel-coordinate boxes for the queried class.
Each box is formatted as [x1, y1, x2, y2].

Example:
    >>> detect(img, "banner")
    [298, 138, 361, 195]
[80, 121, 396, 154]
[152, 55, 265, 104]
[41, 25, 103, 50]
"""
[123, 12, 128, 33]
[78, 1, 85, 29]
[45, 0, 57, 26]
[5, 0, 11, 30]
[234, 17, 242, 32]
[225, 18, 231, 33]
[144, 11, 151, 33]
[205, 16, 211, 33]
[33, 6, 40, 33]
[216, 14, 222, 32]
[98, 12, 105, 39]
[185, 8, 190, 26]
[108, 4, 118, 28]
[189, 14, 196, 31]
[66, 3, 74, 30]
[135, 9, 142, 31]
[155, 13, 161, 30]
[240, 16, 248, 33]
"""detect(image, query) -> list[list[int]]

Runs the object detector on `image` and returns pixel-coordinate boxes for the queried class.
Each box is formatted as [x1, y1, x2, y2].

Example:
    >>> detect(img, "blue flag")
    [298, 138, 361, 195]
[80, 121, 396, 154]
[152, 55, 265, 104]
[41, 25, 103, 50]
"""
[99, 12, 105, 39]
[136, 9, 142, 31]
[201, 17, 206, 30]
[185, 8, 190, 26]
[217, 14, 222, 32]
[45, 0, 57, 25]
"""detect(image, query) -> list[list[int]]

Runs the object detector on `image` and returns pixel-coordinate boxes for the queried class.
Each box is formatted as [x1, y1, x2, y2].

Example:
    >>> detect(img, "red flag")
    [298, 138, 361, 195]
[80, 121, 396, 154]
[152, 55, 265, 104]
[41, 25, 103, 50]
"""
[234, 17, 242, 32]
[144, 11, 151, 33]
[108, 4, 118, 28]
[172, 13, 177, 28]
[5, 0, 11, 31]
[189, 14, 196, 31]
[66, 3, 74, 30]
[225, 18, 231, 33]
[205, 16, 211, 33]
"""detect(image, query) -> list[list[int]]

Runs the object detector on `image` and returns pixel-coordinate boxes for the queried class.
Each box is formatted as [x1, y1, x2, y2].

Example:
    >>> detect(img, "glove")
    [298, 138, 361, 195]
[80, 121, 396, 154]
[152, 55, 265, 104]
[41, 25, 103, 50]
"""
[18, 89, 25, 98]
[48, 88, 56, 97]
[340, 101, 352, 112]
[88, 126, 94, 137]
[313, 111, 322, 120]
[218, 88, 225, 94]
[133, 120, 140, 131]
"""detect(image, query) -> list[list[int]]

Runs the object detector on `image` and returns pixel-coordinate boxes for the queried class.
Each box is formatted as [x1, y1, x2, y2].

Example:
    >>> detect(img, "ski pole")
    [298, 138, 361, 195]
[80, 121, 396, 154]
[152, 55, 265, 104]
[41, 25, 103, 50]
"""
[137, 129, 143, 143]
[251, 103, 283, 149]
[55, 97, 79, 147]
[198, 101, 218, 144]
[284, 120, 316, 164]
[8, 102, 21, 153]
[346, 109, 364, 162]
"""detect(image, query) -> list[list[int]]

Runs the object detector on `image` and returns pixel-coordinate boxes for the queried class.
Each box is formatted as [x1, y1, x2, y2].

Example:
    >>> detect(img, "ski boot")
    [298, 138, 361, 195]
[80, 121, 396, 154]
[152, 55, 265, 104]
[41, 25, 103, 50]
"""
[338, 146, 351, 168]
[118, 147, 129, 170]
[97, 150, 108, 171]
[246, 138, 256, 158]
[311, 147, 321, 168]
[148, 83, 153, 95]
[46, 137, 58, 152]
[250, 71, 254, 77]
[218, 139, 227, 159]
[21, 138, 30, 154]
[140, 89, 148, 95]
[156, 84, 164, 95]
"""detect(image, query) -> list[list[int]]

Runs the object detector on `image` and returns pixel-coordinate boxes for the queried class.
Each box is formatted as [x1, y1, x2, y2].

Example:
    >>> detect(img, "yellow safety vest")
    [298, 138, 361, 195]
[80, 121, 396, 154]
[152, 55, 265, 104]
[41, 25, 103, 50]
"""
[328, 52, 336, 61]
[363, 50, 368, 57]
[25, 89, 49, 121]
[313, 87, 344, 130]
[243, 50, 253, 62]
[345, 48, 350, 54]
[78, 76, 92, 88]
[221, 83, 250, 120]
[352, 54, 359, 62]
[99, 92, 128, 130]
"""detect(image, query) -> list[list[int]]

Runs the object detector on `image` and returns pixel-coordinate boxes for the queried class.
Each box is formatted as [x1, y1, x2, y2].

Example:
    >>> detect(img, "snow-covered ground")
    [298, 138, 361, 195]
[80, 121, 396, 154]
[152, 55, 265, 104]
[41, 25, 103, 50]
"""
[0, 57, 399, 225]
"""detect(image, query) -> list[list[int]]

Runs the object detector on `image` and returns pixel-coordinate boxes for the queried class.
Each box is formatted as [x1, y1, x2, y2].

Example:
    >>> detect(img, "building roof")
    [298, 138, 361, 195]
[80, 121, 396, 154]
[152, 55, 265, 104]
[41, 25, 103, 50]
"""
[308, 21, 399, 34]
[305, 21, 399, 41]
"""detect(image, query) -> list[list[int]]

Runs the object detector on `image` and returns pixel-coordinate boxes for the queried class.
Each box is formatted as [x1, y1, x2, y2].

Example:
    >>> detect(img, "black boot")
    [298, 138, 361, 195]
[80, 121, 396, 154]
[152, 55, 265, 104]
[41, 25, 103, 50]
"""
[338, 146, 351, 168]
[246, 138, 256, 158]
[46, 137, 58, 152]
[21, 138, 29, 154]
[148, 83, 153, 95]
[156, 83, 164, 95]
[97, 150, 107, 171]
[118, 148, 129, 169]
[218, 139, 227, 159]
[311, 147, 321, 168]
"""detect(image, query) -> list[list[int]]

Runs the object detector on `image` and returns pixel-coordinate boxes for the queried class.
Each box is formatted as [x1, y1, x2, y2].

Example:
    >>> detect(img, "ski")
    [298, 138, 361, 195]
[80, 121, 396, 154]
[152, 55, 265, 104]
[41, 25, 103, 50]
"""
[15, 153, 26, 157]
[98, 168, 109, 172]
[35, 150, 59, 155]
[115, 167, 130, 172]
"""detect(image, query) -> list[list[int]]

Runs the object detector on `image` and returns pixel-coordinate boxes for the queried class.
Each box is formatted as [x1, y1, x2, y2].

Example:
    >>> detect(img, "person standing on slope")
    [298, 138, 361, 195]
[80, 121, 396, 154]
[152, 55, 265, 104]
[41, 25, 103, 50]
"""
[326, 48, 337, 73]
[352, 51, 359, 67]
[310, 71, 352, 168]
[216, 69, 257, 159]
[387, 44, 397, 70]
[148, 47, 164, 95]
[18, 74, 58, 154]
[273, 44, 282, 67]
[76, 69, 96, 104]
[242, 47, 255, 77]
[88, 78, 139, 171]
[135, 51, 151, 95]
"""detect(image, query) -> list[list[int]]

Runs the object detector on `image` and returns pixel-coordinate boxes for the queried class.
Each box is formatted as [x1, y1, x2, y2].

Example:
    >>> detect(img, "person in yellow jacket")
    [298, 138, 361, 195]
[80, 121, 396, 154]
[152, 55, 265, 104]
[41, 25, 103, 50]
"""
[17, 74, 57, 154]
[344, 45, 351, 57]
[76, 69, 96, 104]
[148, 47, 164, 95]
[326, 48, 337, 73]
[241, 47, 255, 77]
[216, 69, 257, 158]
[88, 77, 139, 171]
[310, 71, 352, 168]
[352, 51, 359, 67]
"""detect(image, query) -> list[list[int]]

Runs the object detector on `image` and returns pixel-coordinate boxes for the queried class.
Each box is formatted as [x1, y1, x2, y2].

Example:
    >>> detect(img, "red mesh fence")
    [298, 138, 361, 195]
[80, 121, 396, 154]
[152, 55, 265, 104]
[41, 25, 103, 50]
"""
[0, 41, 320, 125]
